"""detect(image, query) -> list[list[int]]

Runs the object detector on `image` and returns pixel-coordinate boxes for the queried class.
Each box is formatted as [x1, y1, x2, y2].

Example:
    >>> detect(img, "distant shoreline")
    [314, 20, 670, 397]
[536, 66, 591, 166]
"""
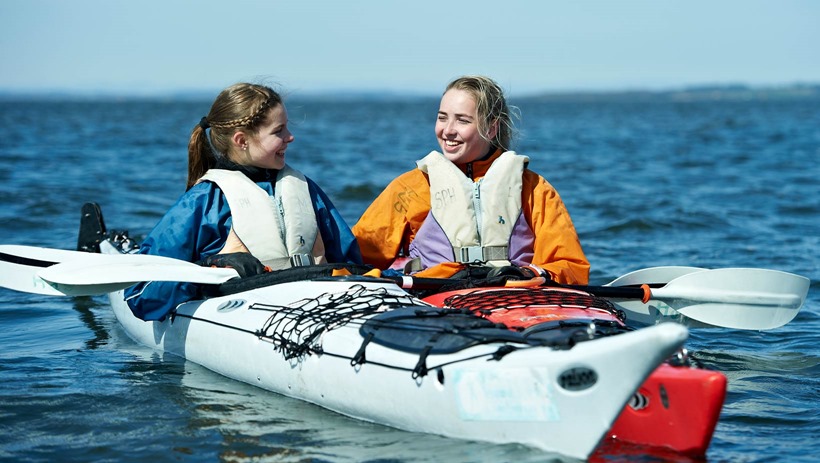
[1, 83, 818, 102]
[526, 83, 820, 102]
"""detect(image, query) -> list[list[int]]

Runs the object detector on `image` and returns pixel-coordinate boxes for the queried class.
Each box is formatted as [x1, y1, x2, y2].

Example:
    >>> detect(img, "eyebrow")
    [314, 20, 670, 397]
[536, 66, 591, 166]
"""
[438, 111, 473, 119]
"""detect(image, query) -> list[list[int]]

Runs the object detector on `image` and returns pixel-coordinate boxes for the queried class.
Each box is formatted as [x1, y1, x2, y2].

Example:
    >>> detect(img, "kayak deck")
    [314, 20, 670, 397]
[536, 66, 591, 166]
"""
[422, 286, 727, 456]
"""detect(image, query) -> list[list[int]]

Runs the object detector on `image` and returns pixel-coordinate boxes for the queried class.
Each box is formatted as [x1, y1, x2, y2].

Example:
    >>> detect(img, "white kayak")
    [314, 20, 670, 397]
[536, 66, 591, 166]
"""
[2, 204, 809, 458]
[96, 241, 688, 460]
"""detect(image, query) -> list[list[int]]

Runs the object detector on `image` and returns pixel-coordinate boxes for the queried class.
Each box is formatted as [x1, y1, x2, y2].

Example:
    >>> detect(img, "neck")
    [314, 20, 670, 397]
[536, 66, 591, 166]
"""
[214, 157, 275, 182]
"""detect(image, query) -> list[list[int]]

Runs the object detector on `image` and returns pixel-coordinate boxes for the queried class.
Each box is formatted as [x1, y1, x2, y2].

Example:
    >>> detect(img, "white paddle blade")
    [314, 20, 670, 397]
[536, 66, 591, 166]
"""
[37, 255, 240, 296]
[655, 268, 810, 330]
[605, 266, 714, 328]
[0, 244, 102, 295]
[605, 266, 810, 330]
[0, 257, 69, 295]
[1, 244, 241, 297]
[606, 266, 707, 287]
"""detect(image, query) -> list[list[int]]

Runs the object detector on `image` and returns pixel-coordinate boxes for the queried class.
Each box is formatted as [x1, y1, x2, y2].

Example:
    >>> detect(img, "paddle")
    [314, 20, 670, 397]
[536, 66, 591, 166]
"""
[0, 244, 238, 297]
[392, 267, 809, 330]
[596, 267, 809, 330]
[0, 244, 809, 330]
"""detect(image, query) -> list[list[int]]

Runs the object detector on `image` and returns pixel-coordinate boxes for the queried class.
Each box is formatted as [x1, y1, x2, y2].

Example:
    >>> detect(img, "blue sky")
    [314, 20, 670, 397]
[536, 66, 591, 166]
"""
[1, 0, 818, 97]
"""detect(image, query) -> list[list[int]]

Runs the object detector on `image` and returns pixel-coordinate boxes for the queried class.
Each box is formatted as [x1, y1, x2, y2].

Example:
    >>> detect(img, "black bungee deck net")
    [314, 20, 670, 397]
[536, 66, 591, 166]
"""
[255, 284, 421, 360]
[251, 284, 635, 379]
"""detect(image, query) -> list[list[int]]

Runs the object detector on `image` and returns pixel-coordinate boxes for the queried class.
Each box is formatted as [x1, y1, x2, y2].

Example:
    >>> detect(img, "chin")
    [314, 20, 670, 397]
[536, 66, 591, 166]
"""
[442, 153, 459, 163]
[442, 152, 469, 164]
[438, 147, 460, 161]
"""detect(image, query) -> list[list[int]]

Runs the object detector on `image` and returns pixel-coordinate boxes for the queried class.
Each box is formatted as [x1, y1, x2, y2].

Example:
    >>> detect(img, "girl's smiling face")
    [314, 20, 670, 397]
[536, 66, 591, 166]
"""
[435, 89, 496, 165]
[240, 104, 294, 170]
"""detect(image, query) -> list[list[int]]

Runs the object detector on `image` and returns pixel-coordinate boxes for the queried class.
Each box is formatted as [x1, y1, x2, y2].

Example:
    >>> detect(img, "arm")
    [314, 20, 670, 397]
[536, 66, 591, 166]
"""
[524, 171, 590, 285]
[123, 183, 231, 321]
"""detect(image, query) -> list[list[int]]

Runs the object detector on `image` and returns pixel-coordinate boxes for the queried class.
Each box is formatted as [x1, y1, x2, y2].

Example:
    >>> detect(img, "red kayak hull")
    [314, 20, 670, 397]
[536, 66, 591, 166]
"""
[422, 287, 726, 456]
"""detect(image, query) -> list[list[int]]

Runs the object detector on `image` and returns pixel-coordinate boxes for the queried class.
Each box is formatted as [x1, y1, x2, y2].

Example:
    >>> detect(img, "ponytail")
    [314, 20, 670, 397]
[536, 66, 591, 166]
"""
[186, 125, 216, 190]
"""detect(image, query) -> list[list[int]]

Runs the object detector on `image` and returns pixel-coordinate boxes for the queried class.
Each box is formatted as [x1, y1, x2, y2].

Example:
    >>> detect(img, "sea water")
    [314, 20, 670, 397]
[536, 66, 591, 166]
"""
[0, 95, 818, 462]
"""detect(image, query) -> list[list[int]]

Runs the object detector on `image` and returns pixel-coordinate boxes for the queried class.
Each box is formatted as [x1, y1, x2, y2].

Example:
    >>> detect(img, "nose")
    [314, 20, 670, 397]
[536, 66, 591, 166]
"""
[443, 120, 457, 136]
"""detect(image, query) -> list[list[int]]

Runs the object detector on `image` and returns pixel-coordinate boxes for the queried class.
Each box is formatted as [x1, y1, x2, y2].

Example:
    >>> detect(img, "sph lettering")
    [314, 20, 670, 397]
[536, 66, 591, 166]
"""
[393, 188, 420, 214]
[434, 187, 456, 210]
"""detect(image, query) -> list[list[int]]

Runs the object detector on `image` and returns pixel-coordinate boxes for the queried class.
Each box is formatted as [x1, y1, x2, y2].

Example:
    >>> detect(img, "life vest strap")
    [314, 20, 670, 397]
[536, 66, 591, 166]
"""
[455, 245, 508, 263]
[264, 253, 316, 271]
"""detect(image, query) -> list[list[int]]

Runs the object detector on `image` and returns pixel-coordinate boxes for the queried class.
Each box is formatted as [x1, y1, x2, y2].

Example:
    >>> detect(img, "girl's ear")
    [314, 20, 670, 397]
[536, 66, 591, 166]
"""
[231, 130, 247, 150]
[487, 119, 499, 141]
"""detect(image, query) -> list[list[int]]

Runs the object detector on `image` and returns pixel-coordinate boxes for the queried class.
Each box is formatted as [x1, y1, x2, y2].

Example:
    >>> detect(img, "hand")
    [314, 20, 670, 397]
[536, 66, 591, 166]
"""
[197, 252, 266, 278]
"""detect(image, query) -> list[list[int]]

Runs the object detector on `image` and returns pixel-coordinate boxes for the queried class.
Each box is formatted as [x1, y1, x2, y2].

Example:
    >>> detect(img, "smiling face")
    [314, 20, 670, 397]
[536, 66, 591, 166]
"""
[236, 104, 293, 170]
[435, 88, 496, 165]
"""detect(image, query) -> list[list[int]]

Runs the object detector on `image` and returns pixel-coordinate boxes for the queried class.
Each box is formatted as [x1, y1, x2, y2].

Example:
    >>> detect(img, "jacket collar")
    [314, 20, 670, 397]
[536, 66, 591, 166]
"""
[459, 147, 504, 180]
[214, 157, 278, 182]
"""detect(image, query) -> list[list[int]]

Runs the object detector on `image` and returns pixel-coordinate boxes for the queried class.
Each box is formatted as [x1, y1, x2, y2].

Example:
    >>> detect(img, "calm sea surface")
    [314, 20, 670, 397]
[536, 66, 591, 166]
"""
[0, 95, 818, 462]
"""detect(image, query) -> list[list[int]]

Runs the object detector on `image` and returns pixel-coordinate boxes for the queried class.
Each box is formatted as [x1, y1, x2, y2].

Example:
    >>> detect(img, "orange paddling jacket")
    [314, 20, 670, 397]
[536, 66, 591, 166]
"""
[353, 149, 590, 284]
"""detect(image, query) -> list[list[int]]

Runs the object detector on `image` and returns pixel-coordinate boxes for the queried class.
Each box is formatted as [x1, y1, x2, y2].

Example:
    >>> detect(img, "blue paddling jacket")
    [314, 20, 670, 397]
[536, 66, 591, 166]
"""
[123, 165, 362, 321]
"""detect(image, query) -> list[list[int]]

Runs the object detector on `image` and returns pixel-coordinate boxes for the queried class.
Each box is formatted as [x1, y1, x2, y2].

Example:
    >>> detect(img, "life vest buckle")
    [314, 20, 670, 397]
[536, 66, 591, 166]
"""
[458, 246, 484, 263]
[289, 253, 315, 267]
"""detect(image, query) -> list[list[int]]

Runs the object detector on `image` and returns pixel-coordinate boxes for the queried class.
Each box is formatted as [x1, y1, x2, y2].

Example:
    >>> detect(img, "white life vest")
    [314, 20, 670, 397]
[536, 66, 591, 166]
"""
[415, 150, 528, 266]
[199, 166, 326, 269]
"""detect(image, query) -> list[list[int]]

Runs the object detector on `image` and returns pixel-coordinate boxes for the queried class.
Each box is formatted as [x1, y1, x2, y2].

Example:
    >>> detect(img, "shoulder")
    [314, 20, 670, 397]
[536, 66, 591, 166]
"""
[171, 182, 220, 206]
[302, 174, 319, 189]
[522, 167, 555, 188]
[302, 175, 329, 199]
[299, 175, 339, 213]
[379, 168, 429, 202]
[142, 183, 227, 252]
[158, 182, 231, 223]
[391, 168, 429, 188]
[521, 168, 566, 206]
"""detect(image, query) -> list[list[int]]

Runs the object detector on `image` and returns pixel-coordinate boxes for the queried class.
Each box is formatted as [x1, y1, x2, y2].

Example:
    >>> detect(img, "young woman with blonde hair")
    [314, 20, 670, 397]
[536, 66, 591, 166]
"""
[353, 75, 588, 284]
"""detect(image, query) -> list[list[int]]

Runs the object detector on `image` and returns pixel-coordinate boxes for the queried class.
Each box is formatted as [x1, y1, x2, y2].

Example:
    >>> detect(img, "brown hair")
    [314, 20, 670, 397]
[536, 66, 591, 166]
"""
[187, 83, 283, 189]
[444, 75, 518, 151]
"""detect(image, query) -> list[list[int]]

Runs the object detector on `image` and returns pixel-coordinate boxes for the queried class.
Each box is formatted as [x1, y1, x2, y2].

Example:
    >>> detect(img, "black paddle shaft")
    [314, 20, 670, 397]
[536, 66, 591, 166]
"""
[383, 275, 650, 301]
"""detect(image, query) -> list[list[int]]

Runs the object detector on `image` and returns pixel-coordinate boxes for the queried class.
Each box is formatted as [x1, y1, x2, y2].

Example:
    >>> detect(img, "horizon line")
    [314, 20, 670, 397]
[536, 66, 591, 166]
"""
[1, 81, 818, 101]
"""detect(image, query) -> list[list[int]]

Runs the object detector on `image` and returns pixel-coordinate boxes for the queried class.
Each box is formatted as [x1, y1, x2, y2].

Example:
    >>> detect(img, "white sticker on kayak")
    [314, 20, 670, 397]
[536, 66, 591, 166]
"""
[452, 367, 559, 421]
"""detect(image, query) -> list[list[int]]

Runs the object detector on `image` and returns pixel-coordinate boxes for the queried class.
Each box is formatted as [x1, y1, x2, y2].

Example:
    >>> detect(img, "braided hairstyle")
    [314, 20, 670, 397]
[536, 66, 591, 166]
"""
[444, 76, 519, 152]
[187, 83, 283, 189]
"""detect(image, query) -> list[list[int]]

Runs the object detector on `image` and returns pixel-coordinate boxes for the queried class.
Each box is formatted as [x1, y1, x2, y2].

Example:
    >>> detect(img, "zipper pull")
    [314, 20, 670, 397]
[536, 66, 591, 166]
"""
[473, 180, 483, 242]
[276, 196, 287, 242]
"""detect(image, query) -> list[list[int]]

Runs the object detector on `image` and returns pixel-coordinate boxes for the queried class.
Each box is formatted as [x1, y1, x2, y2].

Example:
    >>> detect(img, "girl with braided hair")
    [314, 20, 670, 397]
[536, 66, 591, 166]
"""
[353, 75, 588, 285]
[124, 83, 361, 321]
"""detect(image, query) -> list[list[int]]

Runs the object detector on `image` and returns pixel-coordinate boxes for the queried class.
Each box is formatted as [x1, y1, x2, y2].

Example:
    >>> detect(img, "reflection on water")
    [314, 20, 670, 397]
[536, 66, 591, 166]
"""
[72, 296, 110, 350]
